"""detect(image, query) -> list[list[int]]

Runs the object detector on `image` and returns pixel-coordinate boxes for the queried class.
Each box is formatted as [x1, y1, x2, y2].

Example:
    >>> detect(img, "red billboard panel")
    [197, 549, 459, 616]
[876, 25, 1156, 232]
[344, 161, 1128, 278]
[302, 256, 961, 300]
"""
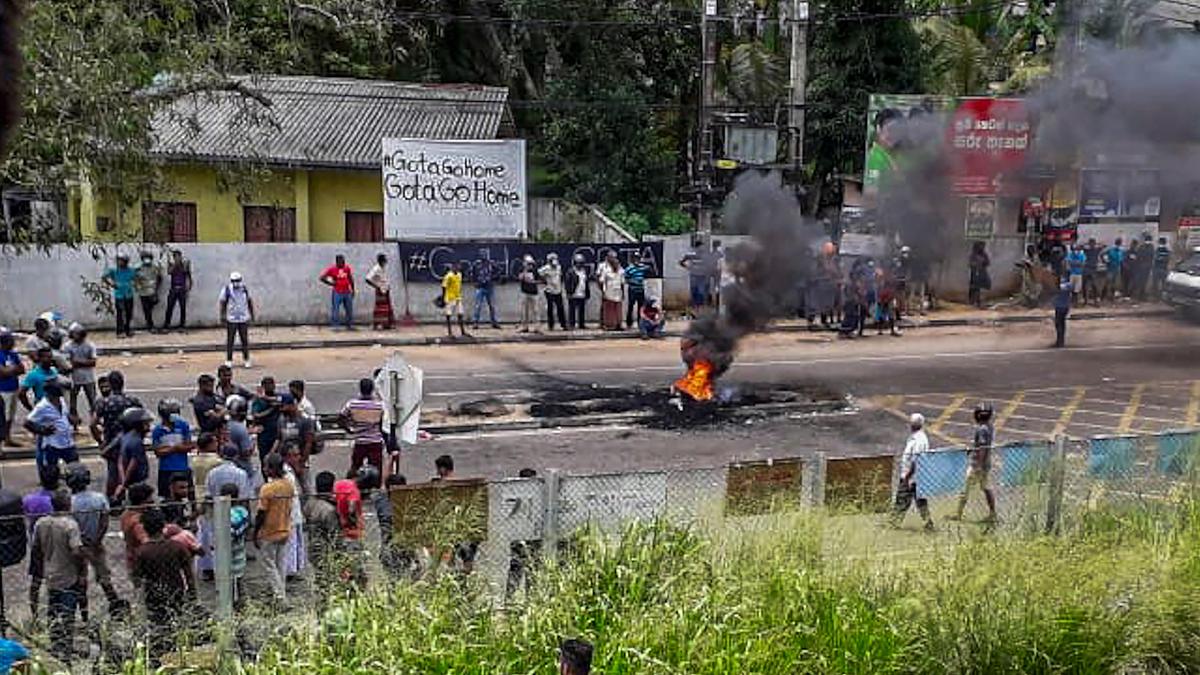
[947, 98, 1031, 195]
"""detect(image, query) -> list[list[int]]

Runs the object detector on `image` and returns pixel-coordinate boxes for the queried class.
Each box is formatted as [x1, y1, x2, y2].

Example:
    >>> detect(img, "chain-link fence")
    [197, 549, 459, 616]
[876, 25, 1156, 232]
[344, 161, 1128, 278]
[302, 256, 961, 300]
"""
[0, 427, 1198, 670]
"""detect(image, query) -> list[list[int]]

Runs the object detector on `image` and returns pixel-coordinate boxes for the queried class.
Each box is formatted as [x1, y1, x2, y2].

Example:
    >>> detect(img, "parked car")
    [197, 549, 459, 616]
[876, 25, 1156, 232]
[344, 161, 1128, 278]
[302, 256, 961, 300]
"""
[1163, 248, 1200, 316]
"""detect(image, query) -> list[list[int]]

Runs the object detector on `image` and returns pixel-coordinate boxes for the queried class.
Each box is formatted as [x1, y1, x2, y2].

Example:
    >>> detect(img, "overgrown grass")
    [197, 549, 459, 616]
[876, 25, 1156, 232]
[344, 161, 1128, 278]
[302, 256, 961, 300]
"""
[139, 501, 1200, 674]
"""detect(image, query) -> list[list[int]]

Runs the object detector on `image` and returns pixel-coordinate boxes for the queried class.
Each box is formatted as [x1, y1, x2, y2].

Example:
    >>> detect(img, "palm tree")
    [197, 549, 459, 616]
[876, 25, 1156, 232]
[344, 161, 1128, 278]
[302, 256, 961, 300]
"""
[918, 16, 991, 95]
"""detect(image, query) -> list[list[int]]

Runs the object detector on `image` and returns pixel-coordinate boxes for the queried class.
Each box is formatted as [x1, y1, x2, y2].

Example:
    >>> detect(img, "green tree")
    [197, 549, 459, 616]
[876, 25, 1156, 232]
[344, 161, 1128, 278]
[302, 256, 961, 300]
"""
[805, 0, 924, 210]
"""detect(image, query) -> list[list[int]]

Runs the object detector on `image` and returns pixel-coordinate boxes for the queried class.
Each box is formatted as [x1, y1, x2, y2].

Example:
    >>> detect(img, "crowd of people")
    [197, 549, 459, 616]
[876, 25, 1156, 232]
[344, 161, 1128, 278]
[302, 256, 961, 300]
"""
[1023, 233, 1174, 308]
[439, 250, 666, 339]
[1, 338, 480, 663]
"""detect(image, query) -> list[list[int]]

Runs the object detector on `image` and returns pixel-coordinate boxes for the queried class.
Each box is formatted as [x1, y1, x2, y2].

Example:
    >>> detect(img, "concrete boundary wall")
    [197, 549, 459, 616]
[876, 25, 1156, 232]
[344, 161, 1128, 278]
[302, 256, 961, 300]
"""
[0, 243, 664, 330]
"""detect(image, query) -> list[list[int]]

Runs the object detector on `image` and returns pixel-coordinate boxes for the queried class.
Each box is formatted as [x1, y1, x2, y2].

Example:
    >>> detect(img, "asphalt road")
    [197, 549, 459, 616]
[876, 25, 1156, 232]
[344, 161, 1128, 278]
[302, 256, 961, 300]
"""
[3, 314, 1198, 492]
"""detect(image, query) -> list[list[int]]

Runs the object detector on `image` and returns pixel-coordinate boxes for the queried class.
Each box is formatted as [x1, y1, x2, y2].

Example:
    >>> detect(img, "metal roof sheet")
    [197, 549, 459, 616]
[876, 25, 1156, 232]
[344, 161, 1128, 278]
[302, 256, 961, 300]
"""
[151, 76, 509, 169]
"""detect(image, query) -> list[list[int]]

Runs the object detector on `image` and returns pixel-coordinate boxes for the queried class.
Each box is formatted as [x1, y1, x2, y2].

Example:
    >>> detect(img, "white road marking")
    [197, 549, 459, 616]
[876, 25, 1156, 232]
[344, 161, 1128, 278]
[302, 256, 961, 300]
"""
[124, 340, 1200, 394]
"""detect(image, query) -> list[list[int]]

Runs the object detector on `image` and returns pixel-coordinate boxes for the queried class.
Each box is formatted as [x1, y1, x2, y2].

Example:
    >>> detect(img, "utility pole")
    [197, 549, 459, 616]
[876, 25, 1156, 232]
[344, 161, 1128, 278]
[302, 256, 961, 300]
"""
[696, 0, 718, 233]
[787, 0, 809, 179]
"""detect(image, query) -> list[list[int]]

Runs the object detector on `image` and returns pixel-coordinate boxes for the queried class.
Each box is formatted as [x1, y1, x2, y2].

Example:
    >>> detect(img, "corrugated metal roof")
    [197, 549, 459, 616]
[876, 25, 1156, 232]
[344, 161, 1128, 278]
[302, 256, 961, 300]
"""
[151, 76, 509, 169]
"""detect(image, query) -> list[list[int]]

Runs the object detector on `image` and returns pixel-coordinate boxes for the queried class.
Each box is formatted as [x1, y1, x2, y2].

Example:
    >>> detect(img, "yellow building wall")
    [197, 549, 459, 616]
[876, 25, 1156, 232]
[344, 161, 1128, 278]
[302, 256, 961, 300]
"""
[308, 169, 384, 242]
[77, 164, 384, 243]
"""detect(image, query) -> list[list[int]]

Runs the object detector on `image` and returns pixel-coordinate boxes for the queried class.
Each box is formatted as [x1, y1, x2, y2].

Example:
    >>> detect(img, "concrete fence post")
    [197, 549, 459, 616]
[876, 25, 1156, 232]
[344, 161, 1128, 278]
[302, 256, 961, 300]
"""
[811, 452, 828, 507]
[212, 495, 234, 619]
[1045, 434, 1068, 536]
[542, 469, 561, 562]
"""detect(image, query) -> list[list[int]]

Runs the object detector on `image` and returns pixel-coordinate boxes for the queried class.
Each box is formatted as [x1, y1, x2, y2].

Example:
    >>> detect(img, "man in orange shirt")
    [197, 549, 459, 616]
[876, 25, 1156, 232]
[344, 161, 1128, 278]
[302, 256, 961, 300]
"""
[252, 453, 294, 601]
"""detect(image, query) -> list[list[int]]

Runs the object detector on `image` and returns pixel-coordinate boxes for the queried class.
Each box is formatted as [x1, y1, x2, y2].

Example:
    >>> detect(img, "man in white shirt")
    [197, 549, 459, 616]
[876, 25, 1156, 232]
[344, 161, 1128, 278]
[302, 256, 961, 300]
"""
[366, 253, 394, 330]
[891, 413, 933, 531]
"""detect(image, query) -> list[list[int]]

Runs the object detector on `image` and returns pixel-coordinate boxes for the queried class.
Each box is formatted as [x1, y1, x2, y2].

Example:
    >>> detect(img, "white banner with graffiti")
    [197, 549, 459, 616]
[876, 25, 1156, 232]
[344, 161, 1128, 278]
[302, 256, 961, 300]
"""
[382, 138, 527, 241]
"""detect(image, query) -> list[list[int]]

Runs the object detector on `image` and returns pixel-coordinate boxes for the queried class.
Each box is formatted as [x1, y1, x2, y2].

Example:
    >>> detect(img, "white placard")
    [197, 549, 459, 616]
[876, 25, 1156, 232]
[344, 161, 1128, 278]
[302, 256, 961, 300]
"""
[382, 138, 527, 241]
[838, 233, 888, 258]
[558, 472, 668, 532]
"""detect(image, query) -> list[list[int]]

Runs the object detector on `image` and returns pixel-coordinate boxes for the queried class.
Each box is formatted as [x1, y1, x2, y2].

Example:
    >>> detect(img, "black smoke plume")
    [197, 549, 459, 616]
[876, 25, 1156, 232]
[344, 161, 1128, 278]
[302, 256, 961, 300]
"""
[684, 173, 821, 376]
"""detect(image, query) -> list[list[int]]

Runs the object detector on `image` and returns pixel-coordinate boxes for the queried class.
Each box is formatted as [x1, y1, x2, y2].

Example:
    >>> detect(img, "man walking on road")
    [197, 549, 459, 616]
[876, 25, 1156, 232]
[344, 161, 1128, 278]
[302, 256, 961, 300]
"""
[624, 252, 648, 330]
[891, 413, 933, 531]
[116, 407, 154, 502]
[540, 253, 567, 331]
[1053, 273, 1072, 349]
[163, 249, 193, 332]
[103, 253, 137, 338]
[320, 254, 356, 330]
[471, 258, 502, 329]
[953, 403, 997, 526]
[219, 272, 255, 369]
[250, 376, 282, 466]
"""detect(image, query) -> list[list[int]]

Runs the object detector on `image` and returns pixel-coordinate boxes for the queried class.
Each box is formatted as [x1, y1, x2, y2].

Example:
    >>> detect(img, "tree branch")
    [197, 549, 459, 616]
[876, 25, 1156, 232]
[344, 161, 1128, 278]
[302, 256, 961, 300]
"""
[136, 78, 273, 108]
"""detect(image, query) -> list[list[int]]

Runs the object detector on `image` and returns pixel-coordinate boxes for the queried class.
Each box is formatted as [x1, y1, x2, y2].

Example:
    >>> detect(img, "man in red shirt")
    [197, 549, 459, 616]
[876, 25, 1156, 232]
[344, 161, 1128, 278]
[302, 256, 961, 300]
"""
[319, 254, 356, 331]
[332, 473, 366, 586]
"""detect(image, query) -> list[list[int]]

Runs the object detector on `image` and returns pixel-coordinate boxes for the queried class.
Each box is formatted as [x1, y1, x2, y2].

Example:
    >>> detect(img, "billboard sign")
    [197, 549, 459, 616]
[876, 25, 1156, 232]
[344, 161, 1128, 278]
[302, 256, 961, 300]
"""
[382, 139, 527, 241]
[863, 95, 1030, 207]
[947, 98, 1031, 195]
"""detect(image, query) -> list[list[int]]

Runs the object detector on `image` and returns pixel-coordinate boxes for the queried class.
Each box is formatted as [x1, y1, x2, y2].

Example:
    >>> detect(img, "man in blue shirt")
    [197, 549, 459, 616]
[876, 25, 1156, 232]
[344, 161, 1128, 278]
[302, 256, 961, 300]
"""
[116, 407, 153, 501]
[1053, 273, 1072, 348]
[0, 328, 23, 448]
[1066, 244, 1086, 303]
[1103, 238, 1125, 300]
[103, 253, 137, 338]
[24, 380, 77, 473]
[17, 347, 59, 412]
[624, 252, 649, 330]
[470, 258, 502, 329]
[151, 398, 195, 501]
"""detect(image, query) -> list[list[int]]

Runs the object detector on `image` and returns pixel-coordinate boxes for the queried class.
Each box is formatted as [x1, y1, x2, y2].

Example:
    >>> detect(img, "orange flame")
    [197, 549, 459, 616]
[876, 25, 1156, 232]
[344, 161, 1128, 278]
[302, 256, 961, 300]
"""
[675, 359, 715, 401]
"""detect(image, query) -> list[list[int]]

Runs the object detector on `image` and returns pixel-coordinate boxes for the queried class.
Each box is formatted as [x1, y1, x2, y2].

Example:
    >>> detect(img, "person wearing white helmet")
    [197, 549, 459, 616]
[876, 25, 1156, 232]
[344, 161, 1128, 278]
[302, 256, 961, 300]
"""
[219, 271, 255, 369]
[891, 412, 933, 531]
[538, 252, 567, 331]
[564, 254, 591, 330]
[64, 323, 98, 425]
[517, 254, 541, 333]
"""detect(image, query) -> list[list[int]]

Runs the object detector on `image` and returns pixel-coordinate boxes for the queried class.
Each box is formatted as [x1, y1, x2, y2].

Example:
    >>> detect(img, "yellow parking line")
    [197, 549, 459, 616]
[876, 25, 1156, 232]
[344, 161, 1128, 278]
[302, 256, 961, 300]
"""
[1118, 384, 1147, 433]
[1011, 399, 1184, 426]
[1052, 387, 1088, 437]
[994, 391, 1026, 432]
[930, 394, 967, 436]
[1188, 381, 1200, 428]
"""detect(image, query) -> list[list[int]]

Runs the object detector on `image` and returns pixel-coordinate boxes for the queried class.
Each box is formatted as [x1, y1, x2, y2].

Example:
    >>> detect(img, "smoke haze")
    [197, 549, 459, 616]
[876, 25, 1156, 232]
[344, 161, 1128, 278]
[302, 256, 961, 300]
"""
[685, 173, 821, 375]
